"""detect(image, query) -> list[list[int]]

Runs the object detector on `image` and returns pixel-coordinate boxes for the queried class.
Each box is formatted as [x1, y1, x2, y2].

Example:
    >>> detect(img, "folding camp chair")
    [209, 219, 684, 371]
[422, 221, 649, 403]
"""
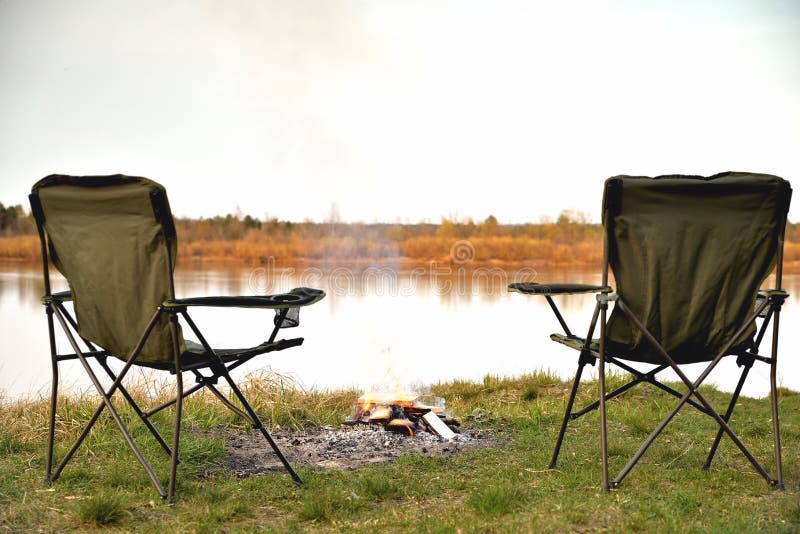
[29, 174, 325, 502]
[509, 172, 791, 490]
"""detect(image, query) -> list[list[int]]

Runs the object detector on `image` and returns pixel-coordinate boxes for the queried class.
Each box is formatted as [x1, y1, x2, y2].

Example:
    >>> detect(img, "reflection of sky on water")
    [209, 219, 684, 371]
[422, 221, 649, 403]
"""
[1, 265, 798, 401]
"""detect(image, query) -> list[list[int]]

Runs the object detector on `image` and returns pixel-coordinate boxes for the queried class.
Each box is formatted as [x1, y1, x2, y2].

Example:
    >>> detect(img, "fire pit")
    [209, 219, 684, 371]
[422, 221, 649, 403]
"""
[344, 392, 461, 438]
[216, 392, 496, 476]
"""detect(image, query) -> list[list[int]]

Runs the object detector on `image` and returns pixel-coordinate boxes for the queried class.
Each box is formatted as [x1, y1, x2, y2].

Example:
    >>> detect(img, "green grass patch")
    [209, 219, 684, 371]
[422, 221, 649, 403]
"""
[76, 494, 128, 526]
[0, 371, 797, 532]
[467, 483, 529, 516]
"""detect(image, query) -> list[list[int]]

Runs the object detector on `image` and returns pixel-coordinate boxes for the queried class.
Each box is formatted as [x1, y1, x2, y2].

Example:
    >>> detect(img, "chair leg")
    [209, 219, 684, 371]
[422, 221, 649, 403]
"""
[50, 401, 106, 481]
[599, 304, 609, 491]
[703, 359, 752, 470]
[168, 315, 183, 503]
[167, 371, 183, 502]
[50, 306, 167, 498]
[550, 360, 587, 468]
[45, 363, 58, 482]
[220, 371, 302, 484]
[48, 358, 167, 497]
[51, 302, 177, 462]
[612, 299, 778, 487]
[45, 308, 58, 482]
[206, 382, 256, 422]
[177, 309, 301, 484]
[770, 310, 784, 490]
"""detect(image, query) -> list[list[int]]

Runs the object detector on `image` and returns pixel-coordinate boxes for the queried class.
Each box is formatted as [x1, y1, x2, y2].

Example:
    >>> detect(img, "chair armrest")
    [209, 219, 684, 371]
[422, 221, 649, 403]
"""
[757, 289, 789, 298]
[42, 290, 73, 304]
[508, 282, 612, 295]
[163, 287, 325, 309]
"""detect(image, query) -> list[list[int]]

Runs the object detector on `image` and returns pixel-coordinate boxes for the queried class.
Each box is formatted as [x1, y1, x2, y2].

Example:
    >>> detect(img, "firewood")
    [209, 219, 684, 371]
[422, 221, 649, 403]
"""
[368, 406, 392, 422]
[438, 415, 461, 426]
[422, 412, 456, 440]
[386, 418, 414, 436]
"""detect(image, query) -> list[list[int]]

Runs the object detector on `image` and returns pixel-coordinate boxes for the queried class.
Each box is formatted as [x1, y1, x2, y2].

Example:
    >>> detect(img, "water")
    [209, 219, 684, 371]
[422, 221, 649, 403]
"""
[1, 263, 798, 400]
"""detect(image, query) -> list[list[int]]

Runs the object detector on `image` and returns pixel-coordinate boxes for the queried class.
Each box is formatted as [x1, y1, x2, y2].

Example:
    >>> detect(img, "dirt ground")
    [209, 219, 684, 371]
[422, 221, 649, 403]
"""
[217, 425, 498, 476]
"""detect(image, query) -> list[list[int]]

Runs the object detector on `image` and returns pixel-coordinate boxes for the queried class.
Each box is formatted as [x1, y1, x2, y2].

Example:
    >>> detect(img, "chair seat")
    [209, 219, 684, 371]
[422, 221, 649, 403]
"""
[550, 333, 748, 365]
[133, 337, 304, 371]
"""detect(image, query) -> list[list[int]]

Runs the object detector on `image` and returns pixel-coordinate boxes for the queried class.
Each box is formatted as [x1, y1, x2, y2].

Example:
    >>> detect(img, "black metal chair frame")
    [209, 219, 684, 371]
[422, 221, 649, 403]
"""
[33, 211, 321, 502]
[510, 225, 787, 491]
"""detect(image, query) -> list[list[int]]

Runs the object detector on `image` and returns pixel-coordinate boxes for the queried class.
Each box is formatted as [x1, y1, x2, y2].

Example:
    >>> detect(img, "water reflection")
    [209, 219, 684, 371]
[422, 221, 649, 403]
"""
[1, 264, 798, 401]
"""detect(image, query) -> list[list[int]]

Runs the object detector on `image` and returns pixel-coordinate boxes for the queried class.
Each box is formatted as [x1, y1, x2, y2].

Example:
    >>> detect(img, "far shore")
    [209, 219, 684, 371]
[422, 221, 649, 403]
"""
[2, 211, 798, 274]
[2, 236, 798, 274]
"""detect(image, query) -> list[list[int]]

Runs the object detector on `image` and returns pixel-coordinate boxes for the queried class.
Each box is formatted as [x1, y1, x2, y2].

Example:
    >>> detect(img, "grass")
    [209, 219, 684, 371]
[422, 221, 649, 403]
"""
[0, 372, 798, 532]
[467, 483, 529, 516]
[76, 494, 128, 526]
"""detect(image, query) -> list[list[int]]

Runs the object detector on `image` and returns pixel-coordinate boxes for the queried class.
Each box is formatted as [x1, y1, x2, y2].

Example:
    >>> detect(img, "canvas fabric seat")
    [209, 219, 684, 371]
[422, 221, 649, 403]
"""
[509, 172, 791, 490]
[30, 174, 325, 502]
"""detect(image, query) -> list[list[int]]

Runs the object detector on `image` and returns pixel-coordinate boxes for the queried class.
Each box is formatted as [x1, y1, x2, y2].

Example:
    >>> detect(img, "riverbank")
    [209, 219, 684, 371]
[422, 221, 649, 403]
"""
[1, 372, 797, 531]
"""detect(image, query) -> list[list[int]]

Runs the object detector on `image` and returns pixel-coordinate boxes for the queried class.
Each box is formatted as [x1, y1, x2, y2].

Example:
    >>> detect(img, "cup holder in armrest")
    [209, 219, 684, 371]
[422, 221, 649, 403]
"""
[274, 305, 300, 328]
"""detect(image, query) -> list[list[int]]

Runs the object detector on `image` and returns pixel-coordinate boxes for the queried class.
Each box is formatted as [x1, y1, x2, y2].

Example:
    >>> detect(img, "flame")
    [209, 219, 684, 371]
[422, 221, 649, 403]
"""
[357, 391, 416, 411]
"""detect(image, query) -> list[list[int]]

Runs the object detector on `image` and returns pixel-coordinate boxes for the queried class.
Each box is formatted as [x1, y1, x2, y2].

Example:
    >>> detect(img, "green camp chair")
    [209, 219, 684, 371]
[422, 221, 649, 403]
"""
[29, 174, 325, 502]
[509, 172, 791, 490]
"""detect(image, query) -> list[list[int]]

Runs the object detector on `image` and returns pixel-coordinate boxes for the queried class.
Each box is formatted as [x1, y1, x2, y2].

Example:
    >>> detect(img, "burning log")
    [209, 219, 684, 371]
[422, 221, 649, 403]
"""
[366, 405, 393, 423]
[386, 418, 415, 436]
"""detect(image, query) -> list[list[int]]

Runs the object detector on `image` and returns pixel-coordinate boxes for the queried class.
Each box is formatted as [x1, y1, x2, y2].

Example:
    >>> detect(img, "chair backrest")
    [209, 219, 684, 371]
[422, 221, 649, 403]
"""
[602, 172, 791, 364]
[31, 175, 183, 363]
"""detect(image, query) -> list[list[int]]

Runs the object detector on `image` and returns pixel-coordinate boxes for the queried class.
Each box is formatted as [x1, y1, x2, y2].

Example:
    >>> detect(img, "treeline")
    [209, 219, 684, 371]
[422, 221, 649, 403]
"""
[0, 203, 36, 235]
[171, 210, 599, 243]
[1, 204, 798, 269]
[170, 210, 604, 264]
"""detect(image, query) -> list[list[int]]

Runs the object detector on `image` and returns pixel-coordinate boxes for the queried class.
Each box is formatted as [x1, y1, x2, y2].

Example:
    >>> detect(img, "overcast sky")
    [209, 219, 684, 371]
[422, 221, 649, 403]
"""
[1, 0, 798, 223]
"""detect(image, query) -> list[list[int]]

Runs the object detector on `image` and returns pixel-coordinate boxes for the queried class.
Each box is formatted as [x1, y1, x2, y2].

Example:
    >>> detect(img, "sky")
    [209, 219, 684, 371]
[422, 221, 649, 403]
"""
[1, 0, 798, 223]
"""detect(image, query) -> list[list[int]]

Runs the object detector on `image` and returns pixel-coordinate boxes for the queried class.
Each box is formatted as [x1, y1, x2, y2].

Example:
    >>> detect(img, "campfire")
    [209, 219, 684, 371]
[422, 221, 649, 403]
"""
[344, 392, 461, 438]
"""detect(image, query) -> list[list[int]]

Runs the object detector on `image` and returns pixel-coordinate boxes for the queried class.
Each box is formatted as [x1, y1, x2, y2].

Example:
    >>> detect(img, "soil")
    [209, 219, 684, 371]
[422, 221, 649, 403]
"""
[218, 425, 498, 476]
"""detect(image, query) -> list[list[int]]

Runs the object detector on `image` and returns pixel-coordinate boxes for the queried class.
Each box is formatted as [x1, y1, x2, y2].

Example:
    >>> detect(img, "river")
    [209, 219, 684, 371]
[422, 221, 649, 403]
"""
[1, 263, 797, 400]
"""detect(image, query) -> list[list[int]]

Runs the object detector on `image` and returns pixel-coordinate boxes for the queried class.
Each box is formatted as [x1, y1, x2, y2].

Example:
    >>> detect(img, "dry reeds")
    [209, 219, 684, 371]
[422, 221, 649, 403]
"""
[0, 235, 39, 260]
[2, 214, 797, 271]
